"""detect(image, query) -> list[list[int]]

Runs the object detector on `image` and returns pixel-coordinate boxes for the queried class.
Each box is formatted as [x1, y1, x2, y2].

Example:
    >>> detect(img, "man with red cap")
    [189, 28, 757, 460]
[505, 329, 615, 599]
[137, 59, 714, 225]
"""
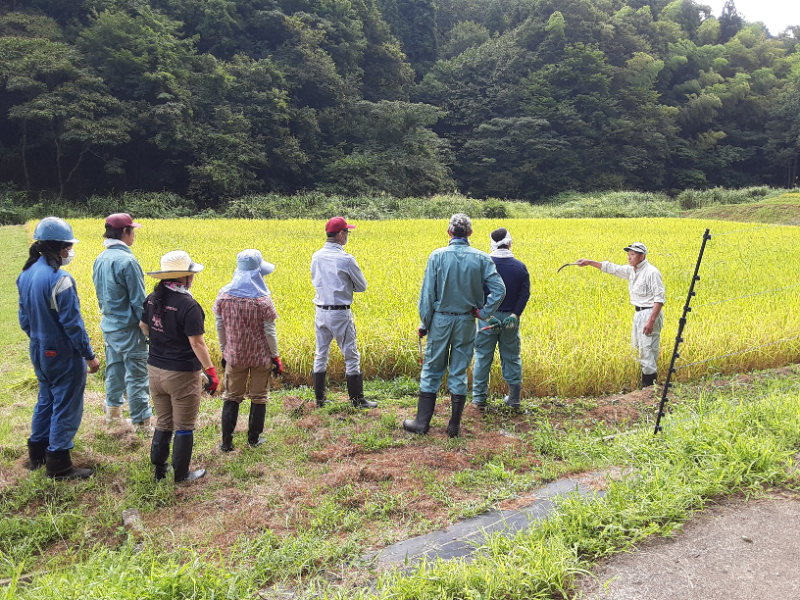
[310, 217, 376, 409]
[93, 213, 154, 434]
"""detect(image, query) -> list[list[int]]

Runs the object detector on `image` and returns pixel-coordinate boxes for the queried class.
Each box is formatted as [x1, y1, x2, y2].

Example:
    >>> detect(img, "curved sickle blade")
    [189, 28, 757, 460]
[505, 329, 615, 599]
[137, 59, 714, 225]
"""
[557, 262, 579, 273]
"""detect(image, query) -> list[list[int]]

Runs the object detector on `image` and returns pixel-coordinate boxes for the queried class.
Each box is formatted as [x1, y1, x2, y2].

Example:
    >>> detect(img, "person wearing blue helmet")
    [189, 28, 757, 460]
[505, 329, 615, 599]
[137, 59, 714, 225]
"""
[17, 217, 100, 480]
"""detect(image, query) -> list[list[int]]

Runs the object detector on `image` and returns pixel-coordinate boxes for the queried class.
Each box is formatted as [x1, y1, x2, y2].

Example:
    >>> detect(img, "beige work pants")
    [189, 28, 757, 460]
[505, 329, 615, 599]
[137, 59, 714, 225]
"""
[148, 365, 202, 431]
[223, 364, 270, 405]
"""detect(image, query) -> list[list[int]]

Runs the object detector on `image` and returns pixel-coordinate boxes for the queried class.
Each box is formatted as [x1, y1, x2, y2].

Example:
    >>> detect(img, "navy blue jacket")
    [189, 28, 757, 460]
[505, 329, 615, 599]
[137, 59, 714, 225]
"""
[484, 255, 530, 316]
[17, 256, 95, 359]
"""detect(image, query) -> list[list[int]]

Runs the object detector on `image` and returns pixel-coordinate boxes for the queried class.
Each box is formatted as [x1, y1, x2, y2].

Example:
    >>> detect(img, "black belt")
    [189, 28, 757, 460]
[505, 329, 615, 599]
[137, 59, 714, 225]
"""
[436, 311, 471, 316]
[635, 306, 653, 312]
[318, 305, 350, 310]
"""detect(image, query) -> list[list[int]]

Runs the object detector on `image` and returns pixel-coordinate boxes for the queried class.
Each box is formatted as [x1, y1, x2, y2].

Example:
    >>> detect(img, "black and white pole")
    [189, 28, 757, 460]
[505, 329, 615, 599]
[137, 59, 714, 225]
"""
[654, 228, 711, 435]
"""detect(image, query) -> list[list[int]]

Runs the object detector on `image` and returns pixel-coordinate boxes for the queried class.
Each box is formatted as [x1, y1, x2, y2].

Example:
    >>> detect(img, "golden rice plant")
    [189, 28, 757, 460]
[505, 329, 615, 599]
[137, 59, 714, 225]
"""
[47, 218, 800, 397]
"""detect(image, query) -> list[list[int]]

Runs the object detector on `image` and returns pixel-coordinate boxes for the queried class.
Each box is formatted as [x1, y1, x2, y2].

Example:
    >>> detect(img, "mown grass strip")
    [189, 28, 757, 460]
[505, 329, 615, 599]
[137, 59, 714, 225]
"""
[335, 386, 800, 600]
[3, 383, 799, 599]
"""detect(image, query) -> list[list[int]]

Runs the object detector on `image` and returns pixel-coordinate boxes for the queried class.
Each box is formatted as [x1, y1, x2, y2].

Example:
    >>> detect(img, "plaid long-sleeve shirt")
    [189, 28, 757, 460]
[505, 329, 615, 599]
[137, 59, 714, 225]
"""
[213, 292, 278, 367]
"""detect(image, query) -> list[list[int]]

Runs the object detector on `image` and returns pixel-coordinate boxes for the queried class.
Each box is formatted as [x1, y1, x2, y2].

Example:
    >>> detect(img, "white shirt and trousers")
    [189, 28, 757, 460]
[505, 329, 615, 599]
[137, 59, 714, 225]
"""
[601, 259, 666, 376]
[311, 242, 368, 375]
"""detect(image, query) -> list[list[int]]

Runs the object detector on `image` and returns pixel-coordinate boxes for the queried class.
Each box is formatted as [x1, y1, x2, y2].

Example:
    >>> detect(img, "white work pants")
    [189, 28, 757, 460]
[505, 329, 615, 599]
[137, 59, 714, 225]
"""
[313, 307, 361, 375]
[631, 308, 663, 375]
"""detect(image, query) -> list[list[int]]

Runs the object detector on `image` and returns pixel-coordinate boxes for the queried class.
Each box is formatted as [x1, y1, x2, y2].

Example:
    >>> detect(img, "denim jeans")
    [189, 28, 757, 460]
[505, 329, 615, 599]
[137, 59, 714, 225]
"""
[104, 327, 152, 423]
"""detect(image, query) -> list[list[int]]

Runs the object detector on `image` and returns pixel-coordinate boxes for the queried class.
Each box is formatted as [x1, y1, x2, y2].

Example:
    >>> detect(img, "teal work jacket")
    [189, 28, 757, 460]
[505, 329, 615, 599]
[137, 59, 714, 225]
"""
[418, 238, 506, 329]
[93, 242, 147, 333]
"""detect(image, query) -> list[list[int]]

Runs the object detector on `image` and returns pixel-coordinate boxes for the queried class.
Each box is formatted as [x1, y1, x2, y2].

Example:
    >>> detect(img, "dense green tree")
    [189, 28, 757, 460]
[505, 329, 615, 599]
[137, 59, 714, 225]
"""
[0, 0, 798, 201]
[323, 100, 453, 196]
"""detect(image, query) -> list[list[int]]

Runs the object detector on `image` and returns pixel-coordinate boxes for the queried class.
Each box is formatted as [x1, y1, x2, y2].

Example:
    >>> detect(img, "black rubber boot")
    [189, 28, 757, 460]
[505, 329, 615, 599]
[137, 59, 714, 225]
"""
[313, 371, 327, 408]
[220, 400, 240, 452]
[27, 439, 48, 471]
[642, 372, 657, 389]
[172, 432, 206, 483]
[45, 449, 93, 480]
[248, 403, 267, 447]
[447, 394, 467, 438]
[402, 392, 437, 435]
[347, 372, 377, 409]
[503, 383, 522, 409]
[150, 429, 173, 481]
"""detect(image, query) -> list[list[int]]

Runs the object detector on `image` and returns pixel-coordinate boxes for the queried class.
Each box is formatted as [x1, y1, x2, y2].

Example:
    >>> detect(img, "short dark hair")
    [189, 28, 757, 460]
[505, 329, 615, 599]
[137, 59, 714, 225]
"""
[104, 224, 132, 239]
[451, 226, 469, 237]
[327, 231, 339, 238]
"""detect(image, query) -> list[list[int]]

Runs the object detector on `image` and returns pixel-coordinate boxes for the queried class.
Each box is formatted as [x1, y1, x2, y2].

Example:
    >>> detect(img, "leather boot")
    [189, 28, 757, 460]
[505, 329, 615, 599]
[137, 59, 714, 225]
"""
[248, 403, 267, 447]
[172, 431, 206, 483]
[45, 449, 93, 480]
[402, 392, 437, 435]
[27, 439, 48, 471]
[642, 372, 657, 388]
[447, 394, 467, 438]
[150, 429, 173, 481]
[313, 371, 327, 408]
[347, 372, 377, 409]
[220, 401, 240, 452]
[503, 383, 522, 409]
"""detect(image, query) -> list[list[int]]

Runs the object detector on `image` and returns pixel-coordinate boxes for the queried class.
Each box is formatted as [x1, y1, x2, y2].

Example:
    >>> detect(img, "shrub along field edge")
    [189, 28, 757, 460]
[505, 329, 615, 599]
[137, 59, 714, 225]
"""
[3, 187, 799, 225]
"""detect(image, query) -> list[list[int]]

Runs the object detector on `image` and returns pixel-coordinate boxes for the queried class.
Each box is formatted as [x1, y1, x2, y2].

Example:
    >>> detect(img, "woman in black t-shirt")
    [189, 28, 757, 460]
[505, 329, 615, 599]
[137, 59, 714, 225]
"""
[140, 250, 219, 483]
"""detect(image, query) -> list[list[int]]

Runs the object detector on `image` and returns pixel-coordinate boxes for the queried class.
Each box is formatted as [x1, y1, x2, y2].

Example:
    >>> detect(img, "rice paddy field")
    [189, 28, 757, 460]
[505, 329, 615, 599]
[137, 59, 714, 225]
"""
[54, 218, 800, 397]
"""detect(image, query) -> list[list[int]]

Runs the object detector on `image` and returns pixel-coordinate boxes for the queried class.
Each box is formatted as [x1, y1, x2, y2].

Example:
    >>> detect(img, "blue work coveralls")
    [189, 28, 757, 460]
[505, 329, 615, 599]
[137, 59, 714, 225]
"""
[18, 257, 95, 452]
[93, 242, 152, 423]
[418, 238, 506, 395]
[472, 254, 531, 403]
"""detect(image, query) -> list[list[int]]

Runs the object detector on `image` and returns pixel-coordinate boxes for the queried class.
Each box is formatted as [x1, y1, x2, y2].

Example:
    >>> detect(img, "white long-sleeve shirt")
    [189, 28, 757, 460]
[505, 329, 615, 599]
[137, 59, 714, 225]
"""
[310, 242, 367, 306]
[601, 259, 666, 307]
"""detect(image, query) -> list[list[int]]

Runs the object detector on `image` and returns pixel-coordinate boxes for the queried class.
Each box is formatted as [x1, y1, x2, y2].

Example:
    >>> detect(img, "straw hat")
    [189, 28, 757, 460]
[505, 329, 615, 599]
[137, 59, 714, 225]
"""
[147, 250, 204, 279]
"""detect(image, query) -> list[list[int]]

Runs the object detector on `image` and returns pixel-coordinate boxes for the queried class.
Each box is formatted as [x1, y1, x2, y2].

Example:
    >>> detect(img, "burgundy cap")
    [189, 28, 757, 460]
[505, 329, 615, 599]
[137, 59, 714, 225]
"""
[105, 213, 141, 229]
[325, 216, 356, 234]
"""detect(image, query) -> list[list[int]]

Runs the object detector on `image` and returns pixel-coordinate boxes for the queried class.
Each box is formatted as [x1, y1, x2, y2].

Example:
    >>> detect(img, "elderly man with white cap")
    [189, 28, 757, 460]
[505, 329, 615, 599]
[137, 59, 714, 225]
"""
[310, 216, 375, 409]
[576, 242, 666, 388]
[213, 250, 281, 452]
[403, 213, 506, 438]
[141, 250, 216, 483]
[93, 213, 153, 434]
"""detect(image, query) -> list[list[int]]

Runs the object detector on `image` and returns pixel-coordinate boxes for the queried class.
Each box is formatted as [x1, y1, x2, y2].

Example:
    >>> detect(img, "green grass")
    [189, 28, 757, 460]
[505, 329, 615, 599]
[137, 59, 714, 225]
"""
[682, 192, 800, 224]
[2, 378, 799, 599]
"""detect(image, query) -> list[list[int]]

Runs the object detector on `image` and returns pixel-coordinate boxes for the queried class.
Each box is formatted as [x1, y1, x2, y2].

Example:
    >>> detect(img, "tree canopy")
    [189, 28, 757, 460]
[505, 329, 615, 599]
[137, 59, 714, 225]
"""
[0, 0, 798, 201]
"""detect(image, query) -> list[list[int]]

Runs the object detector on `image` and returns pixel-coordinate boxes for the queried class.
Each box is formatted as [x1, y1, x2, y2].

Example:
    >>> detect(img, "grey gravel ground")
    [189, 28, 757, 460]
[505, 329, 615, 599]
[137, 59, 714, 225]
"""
[575, 492, 800, 600]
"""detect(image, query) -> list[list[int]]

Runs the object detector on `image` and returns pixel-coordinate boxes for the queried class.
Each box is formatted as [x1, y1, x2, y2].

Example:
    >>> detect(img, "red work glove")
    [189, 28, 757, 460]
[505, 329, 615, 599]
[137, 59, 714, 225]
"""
[417, 326, 428, 337]
[271, 356, 284, 377]
[203, 367, 219, 394]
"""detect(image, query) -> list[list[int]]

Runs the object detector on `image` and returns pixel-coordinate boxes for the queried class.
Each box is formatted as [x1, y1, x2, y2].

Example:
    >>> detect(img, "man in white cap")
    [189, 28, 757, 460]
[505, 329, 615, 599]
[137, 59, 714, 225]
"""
[93, 213, 154, 434]
[403, 213, 506, 437]
[213, 250, 282, 452]
[310, 216, 375, 409]
[576, 242, 665, 388]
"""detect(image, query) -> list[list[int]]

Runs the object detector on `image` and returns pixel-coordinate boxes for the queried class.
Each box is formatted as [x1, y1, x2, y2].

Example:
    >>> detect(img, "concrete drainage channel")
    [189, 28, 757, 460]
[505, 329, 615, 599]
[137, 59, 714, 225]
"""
[262, 473, 609, 599]
[370, 474, 606, 567]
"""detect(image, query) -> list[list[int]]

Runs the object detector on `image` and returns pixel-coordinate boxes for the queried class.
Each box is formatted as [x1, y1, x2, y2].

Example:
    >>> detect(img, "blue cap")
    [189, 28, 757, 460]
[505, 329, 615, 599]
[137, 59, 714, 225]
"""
[33, 217, 79, 243]
[236, 249, 275, 275]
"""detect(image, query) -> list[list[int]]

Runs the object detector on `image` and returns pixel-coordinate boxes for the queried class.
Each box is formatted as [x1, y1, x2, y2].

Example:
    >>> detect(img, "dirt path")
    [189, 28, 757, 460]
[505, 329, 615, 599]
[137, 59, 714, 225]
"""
[575, 491, 800, 600]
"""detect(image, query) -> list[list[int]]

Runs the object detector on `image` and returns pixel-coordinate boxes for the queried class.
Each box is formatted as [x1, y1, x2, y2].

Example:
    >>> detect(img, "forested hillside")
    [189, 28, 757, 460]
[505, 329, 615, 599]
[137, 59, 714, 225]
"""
[0, 0, 798, 202]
